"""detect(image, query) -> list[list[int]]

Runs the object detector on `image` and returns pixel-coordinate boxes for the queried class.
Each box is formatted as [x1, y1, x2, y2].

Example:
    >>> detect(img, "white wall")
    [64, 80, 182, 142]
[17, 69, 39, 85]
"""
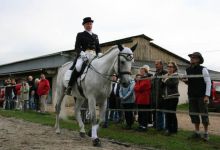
[178, 81, 188, 104]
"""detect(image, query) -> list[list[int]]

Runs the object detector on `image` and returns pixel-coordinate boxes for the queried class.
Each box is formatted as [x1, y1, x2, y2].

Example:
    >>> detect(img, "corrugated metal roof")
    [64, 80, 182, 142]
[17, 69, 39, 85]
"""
[0, 52, 73, 75]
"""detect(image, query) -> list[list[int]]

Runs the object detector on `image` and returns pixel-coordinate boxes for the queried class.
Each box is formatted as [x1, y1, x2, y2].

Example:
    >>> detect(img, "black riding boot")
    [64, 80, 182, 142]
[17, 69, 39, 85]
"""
[65, 69, 79, 95]
[65, 61, 88, 96]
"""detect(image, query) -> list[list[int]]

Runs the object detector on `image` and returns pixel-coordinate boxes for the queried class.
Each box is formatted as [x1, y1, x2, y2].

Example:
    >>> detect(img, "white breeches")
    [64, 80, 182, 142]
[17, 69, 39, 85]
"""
[75, 50, 96, 72]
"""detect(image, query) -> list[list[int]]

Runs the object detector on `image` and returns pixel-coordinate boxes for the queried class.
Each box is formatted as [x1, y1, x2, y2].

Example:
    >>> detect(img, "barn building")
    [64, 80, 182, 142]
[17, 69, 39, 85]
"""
[0, 34, 219, 106]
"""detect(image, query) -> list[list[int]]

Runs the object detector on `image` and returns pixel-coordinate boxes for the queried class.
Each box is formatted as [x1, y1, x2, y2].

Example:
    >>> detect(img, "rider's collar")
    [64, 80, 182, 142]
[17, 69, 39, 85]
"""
[85, 30, 93, 35]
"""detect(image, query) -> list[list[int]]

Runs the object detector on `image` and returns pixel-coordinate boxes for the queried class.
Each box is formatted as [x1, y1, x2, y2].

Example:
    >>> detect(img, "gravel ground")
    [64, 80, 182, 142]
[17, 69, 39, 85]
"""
[0, 116, 146, 150]
[1, 108, 219, 150]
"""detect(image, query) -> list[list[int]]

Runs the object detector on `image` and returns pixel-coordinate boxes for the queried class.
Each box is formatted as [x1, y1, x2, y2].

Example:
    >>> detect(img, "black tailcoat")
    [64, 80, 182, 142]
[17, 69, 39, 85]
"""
[75, 31, 100, 56]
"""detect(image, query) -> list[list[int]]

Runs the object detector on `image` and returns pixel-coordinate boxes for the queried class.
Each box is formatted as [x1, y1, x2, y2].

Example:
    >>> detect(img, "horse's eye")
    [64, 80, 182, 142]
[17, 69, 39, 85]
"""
[121, 61, 125, 65]
[126, 55, 133, 61]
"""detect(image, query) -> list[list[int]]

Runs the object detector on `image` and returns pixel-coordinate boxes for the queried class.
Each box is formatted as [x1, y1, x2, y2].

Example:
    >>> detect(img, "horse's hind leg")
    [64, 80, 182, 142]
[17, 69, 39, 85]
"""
[99, 100, 107, 124]
[55, 93, 65, 134]
[75, 98, 86, 137]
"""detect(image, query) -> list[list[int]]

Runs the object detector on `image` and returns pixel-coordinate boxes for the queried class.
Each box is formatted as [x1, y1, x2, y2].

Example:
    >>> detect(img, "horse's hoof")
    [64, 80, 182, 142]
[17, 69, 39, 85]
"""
[87, 129, 92, 137]
[79, 132, 86, 138]
[55, 129, 61, 134]
[92, 138, 101, 147]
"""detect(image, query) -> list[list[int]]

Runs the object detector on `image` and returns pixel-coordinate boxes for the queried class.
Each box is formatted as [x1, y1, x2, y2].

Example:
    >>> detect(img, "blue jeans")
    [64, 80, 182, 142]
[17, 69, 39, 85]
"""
[29, 97, 35, 110]
[156, 111, 165, 130]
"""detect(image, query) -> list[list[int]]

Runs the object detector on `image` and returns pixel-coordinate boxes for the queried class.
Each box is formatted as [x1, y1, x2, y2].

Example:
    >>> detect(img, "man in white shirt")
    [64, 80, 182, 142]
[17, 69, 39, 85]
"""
[184, 52, 211, 141]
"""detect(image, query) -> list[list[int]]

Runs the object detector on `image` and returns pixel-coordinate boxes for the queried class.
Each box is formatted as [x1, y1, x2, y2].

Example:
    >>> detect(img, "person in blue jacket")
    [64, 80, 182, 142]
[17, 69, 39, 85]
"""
[119, 78, 135, 129]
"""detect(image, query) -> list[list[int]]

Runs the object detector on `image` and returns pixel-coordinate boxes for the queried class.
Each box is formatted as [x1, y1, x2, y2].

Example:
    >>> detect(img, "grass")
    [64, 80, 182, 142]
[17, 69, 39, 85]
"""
[177, 103, 189, 110]
[1, 109, 220, 150]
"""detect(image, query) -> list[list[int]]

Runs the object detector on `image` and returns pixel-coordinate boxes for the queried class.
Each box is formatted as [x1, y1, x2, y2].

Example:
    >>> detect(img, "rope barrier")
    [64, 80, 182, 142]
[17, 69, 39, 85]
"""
[0, 73, 219, 89]
[0, 85, 17, 88]
[79, 108, 220, 117]
[1, 69, 219, 118]
[135, 74, 220, 81]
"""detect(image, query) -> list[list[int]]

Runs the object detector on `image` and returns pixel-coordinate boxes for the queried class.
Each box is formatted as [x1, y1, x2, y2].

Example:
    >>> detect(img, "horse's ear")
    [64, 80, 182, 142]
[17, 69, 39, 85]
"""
[117, 44, 124, 51]
[131, 43, 138, 52]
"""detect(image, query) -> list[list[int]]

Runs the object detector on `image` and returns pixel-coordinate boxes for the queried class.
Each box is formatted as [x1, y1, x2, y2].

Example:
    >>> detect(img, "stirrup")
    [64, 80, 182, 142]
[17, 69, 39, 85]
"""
[65, 86, 72, 96]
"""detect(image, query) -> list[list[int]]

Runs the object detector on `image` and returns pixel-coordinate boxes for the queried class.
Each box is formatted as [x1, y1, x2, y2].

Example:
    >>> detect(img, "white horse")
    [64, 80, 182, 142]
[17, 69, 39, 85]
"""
[54, 44, 137, 146]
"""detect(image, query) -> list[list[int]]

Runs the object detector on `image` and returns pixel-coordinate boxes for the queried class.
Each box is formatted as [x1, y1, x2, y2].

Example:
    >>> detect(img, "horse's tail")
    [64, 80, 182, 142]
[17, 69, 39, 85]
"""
[54, 65, 69, 121]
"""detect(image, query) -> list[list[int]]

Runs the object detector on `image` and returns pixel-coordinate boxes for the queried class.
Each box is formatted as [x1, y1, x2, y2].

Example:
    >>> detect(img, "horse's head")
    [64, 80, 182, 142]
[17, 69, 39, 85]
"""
[115, 43, 137, 87]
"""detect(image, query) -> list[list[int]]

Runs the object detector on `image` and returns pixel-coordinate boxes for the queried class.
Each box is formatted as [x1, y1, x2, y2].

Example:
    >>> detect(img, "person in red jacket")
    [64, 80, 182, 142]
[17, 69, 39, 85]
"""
[0, 88, 5, 107]
[15, 79, 22, 109]
[134, 65, 152, 131]
[37, 73, 50, 113]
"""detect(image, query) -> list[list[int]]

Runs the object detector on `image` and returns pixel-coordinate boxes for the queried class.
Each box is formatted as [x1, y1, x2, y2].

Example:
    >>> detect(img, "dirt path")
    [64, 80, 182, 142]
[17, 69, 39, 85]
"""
[0, 116, 146, 150]
[0, 113, 219, 150]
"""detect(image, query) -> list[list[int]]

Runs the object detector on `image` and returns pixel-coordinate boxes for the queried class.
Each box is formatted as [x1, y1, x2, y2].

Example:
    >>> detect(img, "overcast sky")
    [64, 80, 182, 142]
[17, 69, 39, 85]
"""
[0, 0, 220, 71]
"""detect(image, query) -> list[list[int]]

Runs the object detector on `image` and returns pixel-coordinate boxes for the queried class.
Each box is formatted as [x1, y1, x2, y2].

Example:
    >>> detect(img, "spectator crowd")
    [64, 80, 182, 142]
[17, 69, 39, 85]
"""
[104, 60, 180, 135]
[0, 73, 50, 114]
[104, 51, 211, 141]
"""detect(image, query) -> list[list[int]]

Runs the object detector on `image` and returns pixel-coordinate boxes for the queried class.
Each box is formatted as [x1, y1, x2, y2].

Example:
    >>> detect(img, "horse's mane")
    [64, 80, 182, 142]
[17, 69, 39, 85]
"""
[61, 61, 72, 67]
[98, 45, 118, 58]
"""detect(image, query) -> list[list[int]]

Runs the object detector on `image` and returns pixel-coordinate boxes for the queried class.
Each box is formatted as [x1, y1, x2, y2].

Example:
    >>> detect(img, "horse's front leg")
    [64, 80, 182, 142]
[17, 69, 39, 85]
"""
[88, 98, 101, 147]
[75, 98, 86, 137]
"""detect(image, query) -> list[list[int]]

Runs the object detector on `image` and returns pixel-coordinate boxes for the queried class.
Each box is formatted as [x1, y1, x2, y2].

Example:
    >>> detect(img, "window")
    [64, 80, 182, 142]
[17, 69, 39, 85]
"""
[215, 85, 220, 92]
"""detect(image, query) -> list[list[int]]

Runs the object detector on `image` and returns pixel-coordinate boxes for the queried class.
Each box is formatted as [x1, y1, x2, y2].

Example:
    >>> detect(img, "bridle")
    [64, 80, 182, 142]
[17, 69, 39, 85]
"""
[88, 52, 134, 83]
[117, 53, 134, 78]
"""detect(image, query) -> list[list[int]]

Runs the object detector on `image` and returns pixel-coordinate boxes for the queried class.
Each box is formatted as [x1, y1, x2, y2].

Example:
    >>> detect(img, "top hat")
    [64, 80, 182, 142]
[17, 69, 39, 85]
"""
[188, 52, 204, 64]
[82, 17, 94, 25]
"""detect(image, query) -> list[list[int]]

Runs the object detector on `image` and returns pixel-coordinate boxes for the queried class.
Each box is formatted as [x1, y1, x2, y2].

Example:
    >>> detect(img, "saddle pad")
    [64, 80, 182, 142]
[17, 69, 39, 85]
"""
[77, 67, 88, 85]
[63, 70, 72, 87]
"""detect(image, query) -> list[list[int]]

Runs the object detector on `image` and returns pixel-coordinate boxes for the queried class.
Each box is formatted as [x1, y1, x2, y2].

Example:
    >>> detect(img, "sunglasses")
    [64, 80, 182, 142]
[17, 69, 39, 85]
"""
[167, 65, 174, 68]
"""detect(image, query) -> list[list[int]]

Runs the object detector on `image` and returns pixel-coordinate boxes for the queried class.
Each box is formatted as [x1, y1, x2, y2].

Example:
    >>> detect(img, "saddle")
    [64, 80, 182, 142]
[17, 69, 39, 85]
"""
[76, 61, 89, 97]
[64, 59, 92, 97]
[77, 55, 97, 81]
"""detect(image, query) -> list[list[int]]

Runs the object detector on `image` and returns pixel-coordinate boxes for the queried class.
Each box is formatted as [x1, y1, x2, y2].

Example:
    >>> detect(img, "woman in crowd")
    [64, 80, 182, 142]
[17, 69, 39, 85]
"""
[109, 74, 121, 122]
[134, 65, 152, 132]
[27, 75, 35, 110]
[20, 80, 30, 110]
[34, 78, 40, 112]
[103, 74, 120, 128]
[15, 79, 22, 110]
[0, 87, 5, 107]
[11, 79, 17, 109]
[5, 78, 13, 109]
[162, 61, 179, 136]
[119, 78, 135, 130]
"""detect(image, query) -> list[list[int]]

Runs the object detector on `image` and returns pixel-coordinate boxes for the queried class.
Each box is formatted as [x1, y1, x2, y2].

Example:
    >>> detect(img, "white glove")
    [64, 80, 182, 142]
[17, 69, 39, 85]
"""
[81, 56, 88, 61]
[81, 54, 88, 61]
[79, 51, 88, 61]
[80, 51, 86, 56]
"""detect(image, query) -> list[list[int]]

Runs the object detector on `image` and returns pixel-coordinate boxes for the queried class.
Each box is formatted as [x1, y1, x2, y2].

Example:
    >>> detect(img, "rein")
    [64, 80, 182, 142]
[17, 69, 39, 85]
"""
[88, 52, 133, 83]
